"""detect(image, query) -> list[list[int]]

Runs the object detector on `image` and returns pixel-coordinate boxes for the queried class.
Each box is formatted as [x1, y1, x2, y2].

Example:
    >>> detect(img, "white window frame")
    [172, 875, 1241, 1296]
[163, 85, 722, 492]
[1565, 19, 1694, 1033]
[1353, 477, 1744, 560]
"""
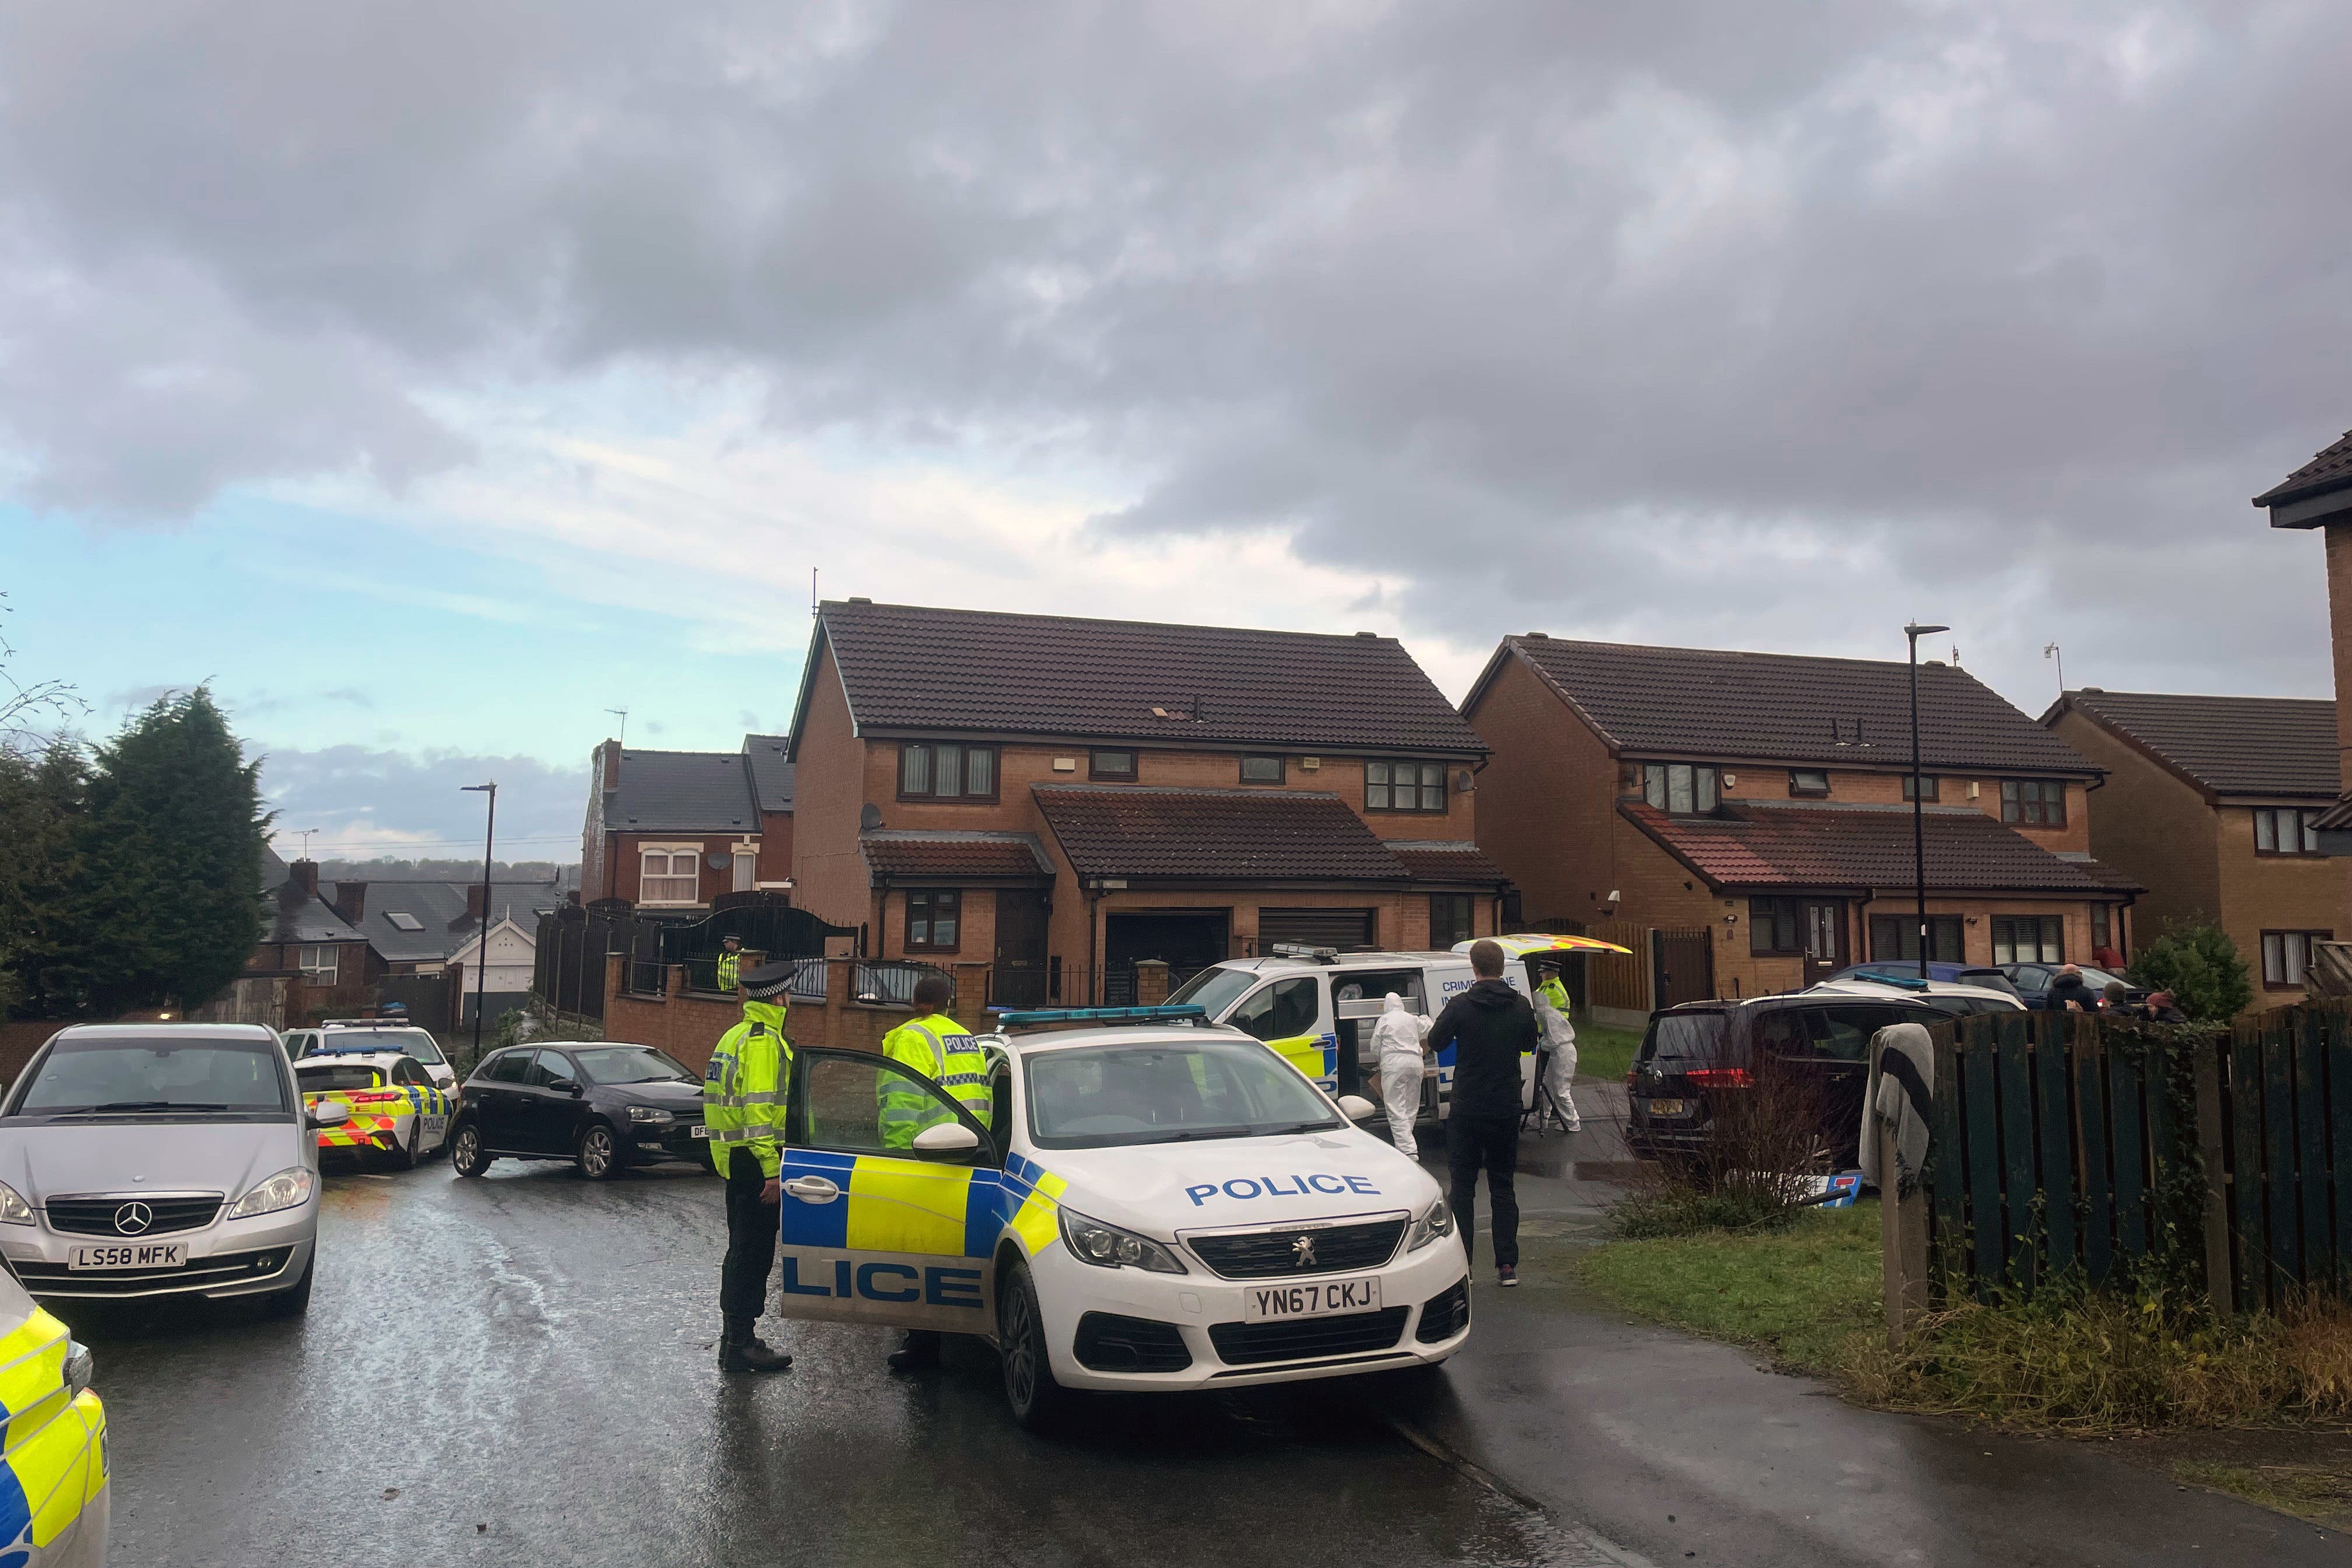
[638, 843, 704, 907]
[732, 846, 758, 892]
[298, 944, 341, 983]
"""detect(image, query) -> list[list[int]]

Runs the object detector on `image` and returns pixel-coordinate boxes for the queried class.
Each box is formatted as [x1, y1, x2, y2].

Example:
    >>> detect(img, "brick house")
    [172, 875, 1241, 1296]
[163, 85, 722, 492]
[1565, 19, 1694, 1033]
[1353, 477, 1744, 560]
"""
[2257, 430, 2352, 865]
[2044, 690, 2346, 1004]
[785, 599, 1511, 1005]
[579, 734, 794, 911]
[1463, 636, 2138, 1016]
[249, 851, 380, 1024]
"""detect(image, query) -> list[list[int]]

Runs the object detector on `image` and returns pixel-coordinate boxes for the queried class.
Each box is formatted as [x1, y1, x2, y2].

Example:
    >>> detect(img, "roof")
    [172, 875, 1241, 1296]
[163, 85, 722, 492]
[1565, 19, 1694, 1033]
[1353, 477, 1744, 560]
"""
[1474, 636, 2096, 775]
[1623, 801, 2139, 895]
[1384, 840, 1513, 887]
[326, 880, 562, 964]
[799, 600, 1485, 755]
[268, 892, 365, 946]
[860, 831, 1055, 881]
[1033, 785, 1411, 881]
[2053, 688, 2339, 799]
[742, 734, 796, 813]
[611, 748, 760, 832]
[2253, 429, 2352, 509]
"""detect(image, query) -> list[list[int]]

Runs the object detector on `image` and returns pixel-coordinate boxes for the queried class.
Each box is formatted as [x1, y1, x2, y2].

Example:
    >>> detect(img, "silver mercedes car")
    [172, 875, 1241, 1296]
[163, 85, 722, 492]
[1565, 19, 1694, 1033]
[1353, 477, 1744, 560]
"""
[0, 1023, 345, 1314]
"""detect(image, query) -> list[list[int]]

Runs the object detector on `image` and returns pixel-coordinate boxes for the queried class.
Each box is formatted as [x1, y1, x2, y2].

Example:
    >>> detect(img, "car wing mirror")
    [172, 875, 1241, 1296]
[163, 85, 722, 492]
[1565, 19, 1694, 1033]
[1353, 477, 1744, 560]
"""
[309, 1099, 351, 1129]
[911, 1122, 981, 1158]
[1335, 1094, 1380, 1122]
[547, 1078, 581, 1095]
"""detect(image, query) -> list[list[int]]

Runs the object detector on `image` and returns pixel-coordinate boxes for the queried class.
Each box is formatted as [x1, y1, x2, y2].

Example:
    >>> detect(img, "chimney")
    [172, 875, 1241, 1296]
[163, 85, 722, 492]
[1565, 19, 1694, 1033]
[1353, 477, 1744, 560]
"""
[466, 883, 487, 924]
[333, 881, 366, 926]
[290, 860, 320, 898]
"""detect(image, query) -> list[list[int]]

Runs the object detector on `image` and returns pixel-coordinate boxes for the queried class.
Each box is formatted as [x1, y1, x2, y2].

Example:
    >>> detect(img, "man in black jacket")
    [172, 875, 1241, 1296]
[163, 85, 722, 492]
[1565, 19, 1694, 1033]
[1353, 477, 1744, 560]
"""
[2045, 965, 2098, 1013]
[1426, 939, 1539, 1286]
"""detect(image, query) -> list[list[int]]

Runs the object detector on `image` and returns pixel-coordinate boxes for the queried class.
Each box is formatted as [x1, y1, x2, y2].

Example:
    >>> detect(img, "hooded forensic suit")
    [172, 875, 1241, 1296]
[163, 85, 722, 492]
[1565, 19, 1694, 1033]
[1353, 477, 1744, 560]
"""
[1371, 993, 1430, 1158]
[1535, 975, 1580, 1132]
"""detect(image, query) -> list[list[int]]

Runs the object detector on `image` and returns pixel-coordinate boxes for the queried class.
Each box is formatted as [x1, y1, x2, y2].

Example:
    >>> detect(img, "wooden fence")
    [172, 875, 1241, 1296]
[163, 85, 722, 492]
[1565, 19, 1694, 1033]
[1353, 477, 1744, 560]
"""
[1922, 1003, 2352, 1315]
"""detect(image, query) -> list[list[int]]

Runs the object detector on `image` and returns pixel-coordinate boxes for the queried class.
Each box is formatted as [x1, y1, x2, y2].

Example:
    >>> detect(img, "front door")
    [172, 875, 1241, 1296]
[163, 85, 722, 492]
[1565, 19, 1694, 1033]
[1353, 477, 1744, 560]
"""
[1803, 900, 1846, 984]
[773, 1048, 1001, 1333]
[993, 890, 1051, 1010]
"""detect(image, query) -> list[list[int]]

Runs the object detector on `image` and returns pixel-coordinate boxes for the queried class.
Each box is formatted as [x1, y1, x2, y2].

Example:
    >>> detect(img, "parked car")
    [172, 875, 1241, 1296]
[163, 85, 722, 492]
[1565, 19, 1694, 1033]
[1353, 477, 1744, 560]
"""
[2000, 962, 2133, 1009]
[1627, 992, 1950, 1168]
[282, 1020, 459, 1093]
[1806, 975, 2027, 1017]
[293, 1052, 452, 1170]
[0, 1023, 341, 1315]
[449, 1044, 708, 1181]
[1821, 961, 2019, 998]
[0, 1258, 109, 1564]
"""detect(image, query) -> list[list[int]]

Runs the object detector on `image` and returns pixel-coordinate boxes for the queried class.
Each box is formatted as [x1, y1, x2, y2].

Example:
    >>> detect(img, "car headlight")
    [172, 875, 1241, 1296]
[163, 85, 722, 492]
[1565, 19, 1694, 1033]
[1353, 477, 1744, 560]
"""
[226, 1168, 314, 1220]
[625, 1105, 673, 1125]
[1406, 1195, 1454, 1252]
[0, 1183, 33, 1226]
[1058, 1208, 1187, 1274]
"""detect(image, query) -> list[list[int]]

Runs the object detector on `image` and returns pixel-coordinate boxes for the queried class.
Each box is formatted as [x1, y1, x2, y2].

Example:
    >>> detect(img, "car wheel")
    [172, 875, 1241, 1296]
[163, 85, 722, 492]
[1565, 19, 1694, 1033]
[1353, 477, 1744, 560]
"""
[452, 1122, 495, 1178]
[263, 1255, 314, 1319]
[389, 1122, 419, 1172]
[578, 1122, 621, 1181]
[997, 1258, 1070, 1432]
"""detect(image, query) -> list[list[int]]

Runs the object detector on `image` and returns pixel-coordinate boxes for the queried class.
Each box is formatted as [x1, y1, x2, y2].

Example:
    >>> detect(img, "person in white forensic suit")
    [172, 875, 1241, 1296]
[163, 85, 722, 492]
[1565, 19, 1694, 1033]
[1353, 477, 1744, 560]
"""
[1371, 992, 1430, 1158]
[1534, 968, 1581, 1133]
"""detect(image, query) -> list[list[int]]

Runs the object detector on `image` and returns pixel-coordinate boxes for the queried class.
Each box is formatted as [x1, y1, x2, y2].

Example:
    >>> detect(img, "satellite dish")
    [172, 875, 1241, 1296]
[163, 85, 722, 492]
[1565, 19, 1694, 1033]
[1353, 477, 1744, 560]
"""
[1454, 770, 1475, 794]
[706, 852, 730, 870]
[860, 803, 884, 831]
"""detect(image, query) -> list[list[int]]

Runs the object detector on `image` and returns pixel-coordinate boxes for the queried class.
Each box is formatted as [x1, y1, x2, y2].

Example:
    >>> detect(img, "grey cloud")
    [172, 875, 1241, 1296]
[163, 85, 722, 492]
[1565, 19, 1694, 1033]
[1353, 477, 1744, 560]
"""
[254, 743, 579, 853]
[4, 2, 2347, 698]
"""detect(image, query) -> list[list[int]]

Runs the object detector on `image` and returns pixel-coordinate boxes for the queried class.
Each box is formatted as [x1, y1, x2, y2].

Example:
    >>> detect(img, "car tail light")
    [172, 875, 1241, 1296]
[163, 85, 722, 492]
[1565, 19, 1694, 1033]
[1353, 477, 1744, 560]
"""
[345, 1090, 402, 1104]
[1684, 1068, 1754, 1089]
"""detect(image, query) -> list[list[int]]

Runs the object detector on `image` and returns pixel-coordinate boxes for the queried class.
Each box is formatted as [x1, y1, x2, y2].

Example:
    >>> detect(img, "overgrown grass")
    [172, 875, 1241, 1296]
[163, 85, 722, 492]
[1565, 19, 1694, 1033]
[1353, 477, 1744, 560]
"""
[1572, 1023, 1641, 1083]
[1609, 1181, 1814, 1238]
[1578, 1203, 1880, 1375]
[2175, 1461, 2352, 1524]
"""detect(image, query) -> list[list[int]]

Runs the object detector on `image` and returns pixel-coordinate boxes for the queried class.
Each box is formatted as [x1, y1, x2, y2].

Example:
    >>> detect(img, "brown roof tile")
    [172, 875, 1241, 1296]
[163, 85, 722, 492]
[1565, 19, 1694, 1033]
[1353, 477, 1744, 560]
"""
[2253, 429, 2352, 509]
[1387, 841, 1513, 886]
[810, 600, 1483, 754]
[1623, 801, 2137, 895]
[2057, 689, 2338, 799]
[1492, 637, 2096, 775]
[1033, 785, 1408, 881]
[859, 831, 1055, 881]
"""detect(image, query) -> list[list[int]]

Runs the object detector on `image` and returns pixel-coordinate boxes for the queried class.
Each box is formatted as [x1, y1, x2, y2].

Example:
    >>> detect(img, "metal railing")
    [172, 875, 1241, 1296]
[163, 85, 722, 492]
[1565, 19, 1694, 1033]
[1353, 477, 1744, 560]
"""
[852, 960, 953, 1009]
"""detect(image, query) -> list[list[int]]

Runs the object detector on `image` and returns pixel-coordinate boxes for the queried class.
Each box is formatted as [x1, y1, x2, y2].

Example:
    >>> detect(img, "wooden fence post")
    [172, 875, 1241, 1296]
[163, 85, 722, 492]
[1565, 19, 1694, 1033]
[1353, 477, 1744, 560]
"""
[1880, 1111, 1929, 1346]
[2192, 1037, 2235, 1317]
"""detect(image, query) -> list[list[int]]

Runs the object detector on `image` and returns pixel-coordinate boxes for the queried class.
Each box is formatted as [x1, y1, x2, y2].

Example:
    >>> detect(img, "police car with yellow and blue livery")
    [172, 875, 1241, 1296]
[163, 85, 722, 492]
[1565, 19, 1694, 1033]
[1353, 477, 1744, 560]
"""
[769, 1005, 1470, 1429]
[294, 1050, 451, 1170]
[0, 1265, 107, 1566]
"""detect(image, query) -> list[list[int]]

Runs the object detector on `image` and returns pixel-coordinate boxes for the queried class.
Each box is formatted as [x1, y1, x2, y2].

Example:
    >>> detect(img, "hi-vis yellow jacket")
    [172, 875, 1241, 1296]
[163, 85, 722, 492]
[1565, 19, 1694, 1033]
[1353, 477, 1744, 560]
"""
[705, 999, 790, 1178]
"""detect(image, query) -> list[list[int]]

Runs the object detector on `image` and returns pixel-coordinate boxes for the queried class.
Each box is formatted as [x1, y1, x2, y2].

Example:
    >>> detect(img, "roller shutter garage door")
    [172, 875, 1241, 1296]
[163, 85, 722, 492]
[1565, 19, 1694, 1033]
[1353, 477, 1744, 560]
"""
[1257, 908, 1376, 952]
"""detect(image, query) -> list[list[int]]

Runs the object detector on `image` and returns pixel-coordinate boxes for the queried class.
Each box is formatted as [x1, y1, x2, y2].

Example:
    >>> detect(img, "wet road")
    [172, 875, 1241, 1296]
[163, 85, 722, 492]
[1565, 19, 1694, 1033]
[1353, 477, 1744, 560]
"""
[60, 1157, 1623, 1568]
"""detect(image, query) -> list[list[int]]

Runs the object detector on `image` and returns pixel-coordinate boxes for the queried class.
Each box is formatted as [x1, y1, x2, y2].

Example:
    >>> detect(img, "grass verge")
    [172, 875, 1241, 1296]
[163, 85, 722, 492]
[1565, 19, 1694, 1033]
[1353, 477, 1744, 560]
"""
[1576, 1202, 1880, 1375]
[2174, 1460, 2352, 1526]
[1572, 1023, 1641, 1084]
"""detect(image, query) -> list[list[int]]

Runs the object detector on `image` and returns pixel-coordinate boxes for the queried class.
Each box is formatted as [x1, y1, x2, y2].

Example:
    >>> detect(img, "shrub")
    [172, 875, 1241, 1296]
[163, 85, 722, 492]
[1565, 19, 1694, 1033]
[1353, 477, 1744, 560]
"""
[1615, 1051, 1841, 1238]
[2129, 923, 2252, 1022]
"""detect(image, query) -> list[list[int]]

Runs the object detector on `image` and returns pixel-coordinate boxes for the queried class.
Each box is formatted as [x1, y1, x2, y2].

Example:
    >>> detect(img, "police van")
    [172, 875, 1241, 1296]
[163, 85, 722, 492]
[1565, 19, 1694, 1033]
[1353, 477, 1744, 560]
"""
[1161, 947, 1540, 1121]
[767, 1007, 1471, 1429]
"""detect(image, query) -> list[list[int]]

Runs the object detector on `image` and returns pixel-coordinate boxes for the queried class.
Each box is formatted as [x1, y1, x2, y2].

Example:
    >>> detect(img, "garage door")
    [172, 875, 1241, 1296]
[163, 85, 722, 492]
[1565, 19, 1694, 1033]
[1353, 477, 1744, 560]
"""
[1257, 908, 1377, 952]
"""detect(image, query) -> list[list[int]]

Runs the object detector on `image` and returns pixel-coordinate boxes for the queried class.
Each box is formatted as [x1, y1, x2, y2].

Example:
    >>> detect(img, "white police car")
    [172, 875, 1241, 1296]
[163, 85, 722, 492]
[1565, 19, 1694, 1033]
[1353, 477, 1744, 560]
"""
[769, 1006, 1470, 1429]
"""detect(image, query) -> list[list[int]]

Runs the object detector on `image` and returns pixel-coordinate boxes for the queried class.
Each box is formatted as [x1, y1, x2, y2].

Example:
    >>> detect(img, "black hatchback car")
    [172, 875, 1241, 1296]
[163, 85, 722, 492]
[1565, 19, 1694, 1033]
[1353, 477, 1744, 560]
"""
[450, 1044, 708, 1180]
[1626, 993, 1947, 1169]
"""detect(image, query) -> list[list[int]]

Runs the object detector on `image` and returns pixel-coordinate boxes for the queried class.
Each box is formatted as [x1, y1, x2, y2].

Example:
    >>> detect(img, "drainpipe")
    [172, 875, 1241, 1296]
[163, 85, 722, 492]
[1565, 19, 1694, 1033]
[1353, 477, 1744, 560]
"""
[1086, 880, 1102, 1006]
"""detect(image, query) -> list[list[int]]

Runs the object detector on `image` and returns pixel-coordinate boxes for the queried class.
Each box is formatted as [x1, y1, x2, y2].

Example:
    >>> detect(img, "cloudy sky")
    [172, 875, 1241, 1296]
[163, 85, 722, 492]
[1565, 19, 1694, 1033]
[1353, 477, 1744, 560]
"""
[2, 1, 2347, 858]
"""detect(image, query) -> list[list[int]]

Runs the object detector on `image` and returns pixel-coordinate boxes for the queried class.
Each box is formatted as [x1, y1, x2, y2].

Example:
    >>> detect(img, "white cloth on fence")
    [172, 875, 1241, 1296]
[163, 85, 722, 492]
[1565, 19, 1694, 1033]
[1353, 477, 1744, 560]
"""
[1860, 1021, 1934, 1196]
[1371, 993, 1429, 1158]
[1535, 991, 1580, 1129]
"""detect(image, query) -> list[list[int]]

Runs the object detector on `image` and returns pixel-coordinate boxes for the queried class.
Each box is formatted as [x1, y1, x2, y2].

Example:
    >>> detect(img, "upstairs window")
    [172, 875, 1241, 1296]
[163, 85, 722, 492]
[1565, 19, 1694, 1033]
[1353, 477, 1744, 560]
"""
[1367, 760, 1446, 812]
[900, 742, 998, 802]
[1903, 775, 1940, 802]
[1239, 755, 1286, 785]
[298, 944, 341, 983]
[2000, 779, 2066, 827]
[639, 849, 701, 905]
[1643, 763, 1720, 815]
[1788, 769, 1829, 797]
[2255, 807, 2323, 856]
[1090, 749, 1136, 780]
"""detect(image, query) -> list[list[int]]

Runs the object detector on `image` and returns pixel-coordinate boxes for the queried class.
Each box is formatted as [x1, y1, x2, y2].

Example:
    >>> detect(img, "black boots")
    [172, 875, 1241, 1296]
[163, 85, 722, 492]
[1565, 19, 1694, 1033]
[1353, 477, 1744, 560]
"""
[719, 1320, 793, 1373]
[885, 1331, 942, 1373]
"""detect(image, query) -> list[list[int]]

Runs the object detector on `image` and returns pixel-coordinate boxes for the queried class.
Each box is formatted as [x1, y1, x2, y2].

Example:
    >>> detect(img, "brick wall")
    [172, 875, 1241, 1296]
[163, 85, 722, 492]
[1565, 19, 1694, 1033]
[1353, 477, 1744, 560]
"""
[2048, 709, 2220, 942]
[755, 810, 794, 883]
[597, 951, 1000, 1073]
[788, 642, 873, 940]
[1462, 652, 1619, 923]
[2216, 806, 2351, 1005]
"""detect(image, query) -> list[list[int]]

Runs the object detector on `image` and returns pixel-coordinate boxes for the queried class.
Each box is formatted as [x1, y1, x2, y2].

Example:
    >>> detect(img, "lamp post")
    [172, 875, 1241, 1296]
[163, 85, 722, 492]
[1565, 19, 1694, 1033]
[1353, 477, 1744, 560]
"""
[461, 782, 497, 1064]
[1904, 624, 1950, 980]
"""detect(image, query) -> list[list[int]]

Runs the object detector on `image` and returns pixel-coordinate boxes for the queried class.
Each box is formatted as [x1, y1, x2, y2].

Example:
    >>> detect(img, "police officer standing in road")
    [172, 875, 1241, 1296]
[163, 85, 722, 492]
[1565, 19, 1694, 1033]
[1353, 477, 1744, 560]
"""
[877, 973, 991, 1373]
[715, 933, 743, 994]
[706, 960, 794, 1373]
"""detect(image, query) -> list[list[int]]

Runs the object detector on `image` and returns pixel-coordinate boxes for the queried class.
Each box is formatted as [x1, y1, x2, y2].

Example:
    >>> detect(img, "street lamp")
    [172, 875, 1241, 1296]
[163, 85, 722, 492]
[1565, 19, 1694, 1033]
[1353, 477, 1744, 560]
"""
[1904, 624, 1950, 981]
[461, 782, 497, 1063]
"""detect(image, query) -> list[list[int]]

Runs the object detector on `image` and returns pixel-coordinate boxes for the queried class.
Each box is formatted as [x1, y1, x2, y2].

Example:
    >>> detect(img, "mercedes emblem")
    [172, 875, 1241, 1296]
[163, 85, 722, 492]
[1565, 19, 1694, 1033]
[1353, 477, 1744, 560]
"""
[1290, 1234, 1317, 1267]
[113, 1202, 153, 1236]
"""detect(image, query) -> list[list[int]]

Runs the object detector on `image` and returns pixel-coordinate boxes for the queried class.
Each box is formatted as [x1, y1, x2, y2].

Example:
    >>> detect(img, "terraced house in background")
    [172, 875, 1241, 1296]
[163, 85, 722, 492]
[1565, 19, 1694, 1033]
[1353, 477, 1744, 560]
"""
[785, 600, 1511, 1006]
[579, 733, 796, 909]
[2045, 690, 2347, 1007]
[1464, 636, 2140, 1024]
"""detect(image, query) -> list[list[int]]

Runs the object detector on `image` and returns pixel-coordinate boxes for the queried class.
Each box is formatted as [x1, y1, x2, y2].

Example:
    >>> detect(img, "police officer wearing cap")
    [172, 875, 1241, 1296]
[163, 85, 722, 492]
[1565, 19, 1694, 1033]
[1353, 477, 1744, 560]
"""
[715, 933, 743, 994]
[705, 959, 796, 1373]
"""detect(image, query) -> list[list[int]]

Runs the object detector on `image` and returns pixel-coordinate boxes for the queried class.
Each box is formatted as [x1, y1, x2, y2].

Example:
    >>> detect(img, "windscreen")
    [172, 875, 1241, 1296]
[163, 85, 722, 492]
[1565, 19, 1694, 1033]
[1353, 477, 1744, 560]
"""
[570, 1046, 694, 1086]
[1025, 1037, 1340, 1149]
[15, 1037, 292, 1114]
[1163, 967, 1260, 1019]
[328, 1027, 446, 1065]
[296, 1064, 385, 1093]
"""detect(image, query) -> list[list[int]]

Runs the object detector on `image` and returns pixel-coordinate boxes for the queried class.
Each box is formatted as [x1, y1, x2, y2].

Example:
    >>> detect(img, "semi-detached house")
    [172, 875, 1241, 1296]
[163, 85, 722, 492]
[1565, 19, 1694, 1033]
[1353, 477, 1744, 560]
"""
[785, 599, 1511, 1006]
[1464, 635, 2140, 1018]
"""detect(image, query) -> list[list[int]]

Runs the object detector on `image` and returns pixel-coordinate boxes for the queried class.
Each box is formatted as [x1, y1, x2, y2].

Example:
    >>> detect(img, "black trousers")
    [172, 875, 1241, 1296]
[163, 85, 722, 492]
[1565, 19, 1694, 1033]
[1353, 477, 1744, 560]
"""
[720, 1149, 778, 1326]
[1447, 1114, 1521, 1269]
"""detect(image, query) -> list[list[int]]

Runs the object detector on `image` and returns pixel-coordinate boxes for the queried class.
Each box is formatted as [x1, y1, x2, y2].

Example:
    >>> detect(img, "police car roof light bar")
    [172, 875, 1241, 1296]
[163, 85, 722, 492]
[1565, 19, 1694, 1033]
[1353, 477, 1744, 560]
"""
[995, 1005, 1209, 1028]
[1266, 943, 1340, 963]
